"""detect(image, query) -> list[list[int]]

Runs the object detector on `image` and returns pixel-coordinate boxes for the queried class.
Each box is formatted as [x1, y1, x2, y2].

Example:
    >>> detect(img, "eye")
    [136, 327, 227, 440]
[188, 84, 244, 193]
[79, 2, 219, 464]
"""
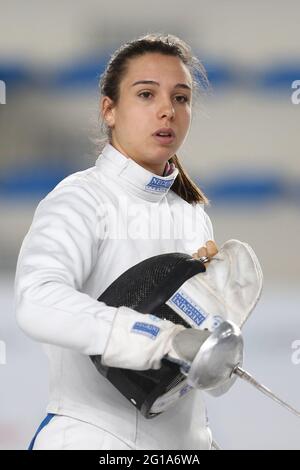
[137, 91, 190, 103]
[175, 95, 189, 103]
[138, 91, 153, 99]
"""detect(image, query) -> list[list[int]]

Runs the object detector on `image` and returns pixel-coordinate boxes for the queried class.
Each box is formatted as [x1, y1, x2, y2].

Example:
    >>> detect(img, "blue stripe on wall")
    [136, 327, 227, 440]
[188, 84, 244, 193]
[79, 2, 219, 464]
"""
[1, 55, 299, 91]
[0, 165, 297, 203]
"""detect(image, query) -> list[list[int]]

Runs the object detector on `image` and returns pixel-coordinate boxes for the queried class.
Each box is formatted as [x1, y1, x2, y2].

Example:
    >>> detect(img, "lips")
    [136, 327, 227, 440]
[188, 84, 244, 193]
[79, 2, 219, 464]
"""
[153, 128, 175, 138]
[152, 128, 176, 145]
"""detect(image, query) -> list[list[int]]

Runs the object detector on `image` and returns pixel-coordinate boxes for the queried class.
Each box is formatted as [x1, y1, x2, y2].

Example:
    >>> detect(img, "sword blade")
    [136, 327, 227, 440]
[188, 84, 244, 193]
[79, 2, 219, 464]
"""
[234, 366, 300, 418]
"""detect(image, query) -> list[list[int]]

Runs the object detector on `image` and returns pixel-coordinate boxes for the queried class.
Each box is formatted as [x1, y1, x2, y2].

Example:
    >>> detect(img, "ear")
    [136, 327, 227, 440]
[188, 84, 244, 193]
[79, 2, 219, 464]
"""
[101, 96, 116, 128]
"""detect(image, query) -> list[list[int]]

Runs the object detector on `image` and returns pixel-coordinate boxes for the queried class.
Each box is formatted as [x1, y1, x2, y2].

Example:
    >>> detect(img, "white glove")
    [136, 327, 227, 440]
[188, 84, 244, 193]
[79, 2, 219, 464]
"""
[101, 304, 213, 373]
[165, 238, 262, 396]
[101, 307, 186, 370]
[167, 239, 263, 331]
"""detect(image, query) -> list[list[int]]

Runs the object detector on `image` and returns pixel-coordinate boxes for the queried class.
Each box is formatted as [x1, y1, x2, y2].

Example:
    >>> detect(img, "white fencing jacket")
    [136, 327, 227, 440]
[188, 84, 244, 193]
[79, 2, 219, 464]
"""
[14, 143, 214, 450]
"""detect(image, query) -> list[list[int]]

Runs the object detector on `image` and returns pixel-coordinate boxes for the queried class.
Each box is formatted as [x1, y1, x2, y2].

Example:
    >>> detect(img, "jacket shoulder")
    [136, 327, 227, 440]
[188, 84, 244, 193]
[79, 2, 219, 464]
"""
[41, 166, 103, 205]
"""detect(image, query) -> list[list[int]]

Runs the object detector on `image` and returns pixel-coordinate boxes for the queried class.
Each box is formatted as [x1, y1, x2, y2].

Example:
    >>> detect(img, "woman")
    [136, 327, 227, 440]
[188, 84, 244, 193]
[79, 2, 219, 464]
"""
[14, 33, 218, 450]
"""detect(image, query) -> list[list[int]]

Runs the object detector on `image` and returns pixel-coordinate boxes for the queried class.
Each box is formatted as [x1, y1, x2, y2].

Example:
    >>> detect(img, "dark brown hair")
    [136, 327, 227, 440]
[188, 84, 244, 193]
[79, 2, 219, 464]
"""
[98, 33, 210, 205]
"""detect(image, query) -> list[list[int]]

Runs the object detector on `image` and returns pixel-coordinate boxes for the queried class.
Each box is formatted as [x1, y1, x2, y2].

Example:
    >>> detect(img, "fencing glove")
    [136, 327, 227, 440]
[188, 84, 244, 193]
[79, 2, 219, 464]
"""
[101, 307, 211, 371]
[167, 239, 263, 331]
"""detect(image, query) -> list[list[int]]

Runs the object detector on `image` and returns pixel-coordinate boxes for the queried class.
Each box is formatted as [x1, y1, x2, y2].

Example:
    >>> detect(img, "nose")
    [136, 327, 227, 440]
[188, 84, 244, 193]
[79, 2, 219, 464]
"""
[158, 99, 175, 120]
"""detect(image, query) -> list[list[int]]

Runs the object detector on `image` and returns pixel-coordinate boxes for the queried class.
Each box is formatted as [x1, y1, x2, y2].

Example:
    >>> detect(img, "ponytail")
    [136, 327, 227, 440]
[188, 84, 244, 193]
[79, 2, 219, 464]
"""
[170, 154, 210, 205]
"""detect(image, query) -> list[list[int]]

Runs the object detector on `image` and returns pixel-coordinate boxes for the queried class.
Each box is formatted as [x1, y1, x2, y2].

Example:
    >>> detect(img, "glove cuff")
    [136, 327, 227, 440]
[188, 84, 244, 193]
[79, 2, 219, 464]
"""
[101, 306, 184, 370]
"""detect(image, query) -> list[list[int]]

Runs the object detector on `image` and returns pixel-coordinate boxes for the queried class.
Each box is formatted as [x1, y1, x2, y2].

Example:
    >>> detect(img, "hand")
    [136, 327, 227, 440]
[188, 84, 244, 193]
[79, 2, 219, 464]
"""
[166, 328, 211, 373]
[101, 307, 186, 370]
[192, 240, 218, 264]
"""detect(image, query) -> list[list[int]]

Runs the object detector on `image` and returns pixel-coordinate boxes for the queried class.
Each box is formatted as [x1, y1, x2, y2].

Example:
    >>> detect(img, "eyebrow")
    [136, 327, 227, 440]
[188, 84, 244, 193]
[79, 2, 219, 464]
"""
[131, 80, 191, 91]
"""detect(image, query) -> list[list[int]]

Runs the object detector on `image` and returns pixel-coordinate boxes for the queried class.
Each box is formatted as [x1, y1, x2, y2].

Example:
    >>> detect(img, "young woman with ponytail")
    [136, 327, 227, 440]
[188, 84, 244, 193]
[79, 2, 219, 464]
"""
[15, 33, 218, 450]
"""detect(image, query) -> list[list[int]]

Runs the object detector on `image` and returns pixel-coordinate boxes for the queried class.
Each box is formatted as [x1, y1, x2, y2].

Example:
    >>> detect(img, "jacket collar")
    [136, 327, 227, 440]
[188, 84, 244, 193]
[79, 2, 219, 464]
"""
[95, 143, 179, 202]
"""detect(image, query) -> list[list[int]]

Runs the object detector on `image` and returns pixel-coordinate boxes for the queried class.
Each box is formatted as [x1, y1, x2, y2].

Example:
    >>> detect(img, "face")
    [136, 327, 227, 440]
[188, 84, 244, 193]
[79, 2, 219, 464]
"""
[101, 53, 193, 175]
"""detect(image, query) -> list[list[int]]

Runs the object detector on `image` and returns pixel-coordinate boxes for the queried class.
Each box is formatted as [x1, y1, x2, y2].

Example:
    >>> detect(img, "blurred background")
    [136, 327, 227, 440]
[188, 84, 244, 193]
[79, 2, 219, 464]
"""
[0, 0, 299, 450]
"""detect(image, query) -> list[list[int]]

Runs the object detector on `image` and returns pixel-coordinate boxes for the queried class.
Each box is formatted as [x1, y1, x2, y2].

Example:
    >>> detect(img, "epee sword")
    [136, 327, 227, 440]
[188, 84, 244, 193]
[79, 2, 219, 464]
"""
[186, 320, 300, 418]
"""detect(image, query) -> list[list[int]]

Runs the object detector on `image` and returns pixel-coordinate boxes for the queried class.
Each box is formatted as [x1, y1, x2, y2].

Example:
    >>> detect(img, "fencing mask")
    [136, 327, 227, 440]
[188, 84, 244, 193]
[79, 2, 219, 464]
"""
[90, 239, 263, 418]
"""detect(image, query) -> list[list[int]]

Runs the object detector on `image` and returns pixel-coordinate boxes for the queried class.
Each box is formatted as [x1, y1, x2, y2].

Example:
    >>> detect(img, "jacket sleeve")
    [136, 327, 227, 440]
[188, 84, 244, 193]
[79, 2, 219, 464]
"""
[14, 183, 120, 356]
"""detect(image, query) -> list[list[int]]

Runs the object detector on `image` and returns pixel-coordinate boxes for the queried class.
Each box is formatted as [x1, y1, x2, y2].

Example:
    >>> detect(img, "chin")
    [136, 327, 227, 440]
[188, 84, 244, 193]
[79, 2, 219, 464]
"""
[152, 146, 174, 159]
